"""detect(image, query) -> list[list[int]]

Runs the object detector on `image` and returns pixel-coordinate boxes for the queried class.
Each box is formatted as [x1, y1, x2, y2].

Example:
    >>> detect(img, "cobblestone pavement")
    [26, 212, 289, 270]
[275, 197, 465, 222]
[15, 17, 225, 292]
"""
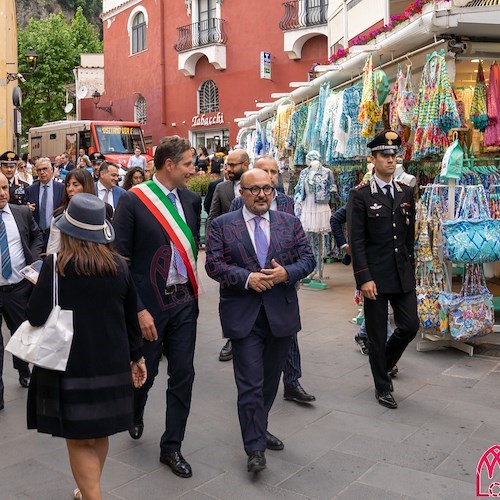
[1, 257, 498, 499]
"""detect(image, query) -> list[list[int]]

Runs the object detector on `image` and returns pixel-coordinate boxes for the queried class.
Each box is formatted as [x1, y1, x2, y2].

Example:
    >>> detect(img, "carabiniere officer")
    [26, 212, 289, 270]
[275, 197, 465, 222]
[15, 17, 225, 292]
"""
[347, 130, 419, 410]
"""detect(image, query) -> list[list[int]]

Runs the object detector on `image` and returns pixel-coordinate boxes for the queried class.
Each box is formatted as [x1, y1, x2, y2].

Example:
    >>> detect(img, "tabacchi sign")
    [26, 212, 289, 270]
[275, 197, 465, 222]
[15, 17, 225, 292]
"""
[192, 112, 225, 128]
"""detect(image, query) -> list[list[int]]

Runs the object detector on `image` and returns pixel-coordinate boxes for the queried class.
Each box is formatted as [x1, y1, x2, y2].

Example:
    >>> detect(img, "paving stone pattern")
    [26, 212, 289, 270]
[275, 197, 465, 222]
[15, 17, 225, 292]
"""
[0, 259, 497, 499]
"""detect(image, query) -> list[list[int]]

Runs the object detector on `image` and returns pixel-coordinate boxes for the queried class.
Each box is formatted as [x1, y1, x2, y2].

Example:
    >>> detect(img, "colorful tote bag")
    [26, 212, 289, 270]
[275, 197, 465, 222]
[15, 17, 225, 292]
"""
[443, 185, 500, 264]
[397, 65, 416, 126]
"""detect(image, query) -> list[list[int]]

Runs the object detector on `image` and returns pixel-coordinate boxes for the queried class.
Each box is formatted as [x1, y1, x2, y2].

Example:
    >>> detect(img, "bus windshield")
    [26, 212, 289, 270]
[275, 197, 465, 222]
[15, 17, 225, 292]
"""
[94, 125, 145, 154]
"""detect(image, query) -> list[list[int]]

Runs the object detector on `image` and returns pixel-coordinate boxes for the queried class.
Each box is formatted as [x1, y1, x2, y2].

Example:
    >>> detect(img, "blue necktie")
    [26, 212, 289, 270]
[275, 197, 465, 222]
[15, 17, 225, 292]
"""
[167, 193, 187, 278]
[0, 211, 12, 279]
[39, 184, 48, 230]
[253, 216, 268, 269]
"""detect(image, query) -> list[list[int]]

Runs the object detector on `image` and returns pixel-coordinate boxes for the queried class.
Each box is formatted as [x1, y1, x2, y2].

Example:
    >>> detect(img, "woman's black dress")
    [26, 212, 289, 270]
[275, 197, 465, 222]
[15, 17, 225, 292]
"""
[26, 256, 143, 439]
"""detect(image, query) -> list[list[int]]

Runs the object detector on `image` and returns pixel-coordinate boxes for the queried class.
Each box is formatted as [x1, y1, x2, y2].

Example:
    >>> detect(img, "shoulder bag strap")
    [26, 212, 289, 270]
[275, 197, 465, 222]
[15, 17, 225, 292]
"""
[53, 253, 59, 307]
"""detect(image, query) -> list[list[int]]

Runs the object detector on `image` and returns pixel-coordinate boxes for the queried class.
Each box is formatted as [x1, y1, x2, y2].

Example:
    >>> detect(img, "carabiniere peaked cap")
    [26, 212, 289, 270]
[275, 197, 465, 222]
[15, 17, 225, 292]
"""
[367, 130, 402, 155]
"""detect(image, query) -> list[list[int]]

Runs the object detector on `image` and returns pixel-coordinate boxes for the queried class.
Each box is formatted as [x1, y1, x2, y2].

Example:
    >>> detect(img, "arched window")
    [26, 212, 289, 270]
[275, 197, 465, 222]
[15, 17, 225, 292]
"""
[134, 96, 147, 124]
[198, 80, 219, 113]
[131, 12, 147, 54]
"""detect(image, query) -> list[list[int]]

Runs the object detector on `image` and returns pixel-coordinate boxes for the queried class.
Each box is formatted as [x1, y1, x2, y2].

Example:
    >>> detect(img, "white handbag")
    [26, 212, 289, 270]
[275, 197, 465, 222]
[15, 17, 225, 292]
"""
[6, 254, 73, 371]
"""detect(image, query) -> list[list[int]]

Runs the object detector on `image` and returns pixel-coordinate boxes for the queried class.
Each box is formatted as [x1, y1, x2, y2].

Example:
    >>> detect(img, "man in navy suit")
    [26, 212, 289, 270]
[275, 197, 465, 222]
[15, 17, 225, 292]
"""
[26, 157, 64, 251]
[0, 172, 43, 408]
[113, 136, 201, 479]
[205, 169, 315, 473]
[230, 156, 316, 404]
[95, 162, 126, 213]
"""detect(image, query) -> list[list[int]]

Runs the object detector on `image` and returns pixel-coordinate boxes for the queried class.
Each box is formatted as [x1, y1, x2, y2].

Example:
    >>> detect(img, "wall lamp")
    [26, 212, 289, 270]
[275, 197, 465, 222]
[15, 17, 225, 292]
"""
[7, 48, 38, 82]
[92, 90, 113, 113]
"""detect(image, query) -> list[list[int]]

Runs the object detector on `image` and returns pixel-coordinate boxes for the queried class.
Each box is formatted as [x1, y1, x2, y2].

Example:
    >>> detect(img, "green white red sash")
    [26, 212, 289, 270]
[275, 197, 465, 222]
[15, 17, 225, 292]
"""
[131, 181, 199, 297]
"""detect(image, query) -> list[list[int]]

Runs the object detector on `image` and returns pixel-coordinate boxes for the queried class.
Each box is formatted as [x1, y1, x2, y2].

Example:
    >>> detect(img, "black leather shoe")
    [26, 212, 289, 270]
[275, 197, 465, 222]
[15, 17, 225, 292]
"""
[128, 408, 144, 440]
[160, 451, 192, 478]
[388, 365, 399, 377]
[19, 374, 30, 388]
[247, 451, 266, 473]
[284, 383, 316, 403]
[266, 431, 284, 451]
[375, 390, 398, 409]
[219, 340, 232, 361]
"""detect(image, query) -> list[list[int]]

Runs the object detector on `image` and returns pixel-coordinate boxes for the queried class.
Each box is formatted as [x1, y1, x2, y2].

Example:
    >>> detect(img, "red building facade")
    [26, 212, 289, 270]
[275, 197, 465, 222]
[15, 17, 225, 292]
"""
[95, 0, 328, 151]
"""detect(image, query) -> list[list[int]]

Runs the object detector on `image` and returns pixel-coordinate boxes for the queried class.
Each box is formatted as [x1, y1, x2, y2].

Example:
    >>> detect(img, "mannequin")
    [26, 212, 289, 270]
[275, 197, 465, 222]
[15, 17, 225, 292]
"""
[294, 151, 334, 280]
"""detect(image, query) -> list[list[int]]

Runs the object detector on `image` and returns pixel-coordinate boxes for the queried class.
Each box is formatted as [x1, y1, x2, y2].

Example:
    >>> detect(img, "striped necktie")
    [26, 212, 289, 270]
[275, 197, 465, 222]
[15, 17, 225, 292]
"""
[0, 211, 12, 279]
[253, 216, 268, 269]
[167, 193, 187, 278]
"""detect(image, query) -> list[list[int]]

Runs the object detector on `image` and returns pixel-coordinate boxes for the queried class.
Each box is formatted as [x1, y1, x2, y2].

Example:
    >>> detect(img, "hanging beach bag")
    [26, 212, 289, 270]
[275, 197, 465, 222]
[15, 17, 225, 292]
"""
[6, 254, 74, 371]
[397, 66, 416, 126]
[416, 269, 443, 330]
[438, 265, 494, 341]
[440, 136, 463, 180]
[442, 185, 500, 264]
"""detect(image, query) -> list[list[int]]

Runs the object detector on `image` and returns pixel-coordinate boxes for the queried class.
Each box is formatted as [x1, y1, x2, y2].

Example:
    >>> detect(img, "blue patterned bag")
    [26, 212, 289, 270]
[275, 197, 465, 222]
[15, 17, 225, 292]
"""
[443, 185, 500, 264]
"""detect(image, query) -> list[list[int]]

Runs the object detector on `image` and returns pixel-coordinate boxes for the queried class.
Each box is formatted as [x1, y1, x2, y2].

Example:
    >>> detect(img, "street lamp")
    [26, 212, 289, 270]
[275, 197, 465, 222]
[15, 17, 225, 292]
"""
[92, 90, 113, 114]
[7, 48, 39, 82]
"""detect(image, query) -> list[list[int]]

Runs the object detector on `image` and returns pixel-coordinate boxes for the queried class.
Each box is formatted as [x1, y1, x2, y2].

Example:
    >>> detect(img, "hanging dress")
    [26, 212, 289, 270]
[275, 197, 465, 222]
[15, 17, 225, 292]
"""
[484, 63, 500, 147]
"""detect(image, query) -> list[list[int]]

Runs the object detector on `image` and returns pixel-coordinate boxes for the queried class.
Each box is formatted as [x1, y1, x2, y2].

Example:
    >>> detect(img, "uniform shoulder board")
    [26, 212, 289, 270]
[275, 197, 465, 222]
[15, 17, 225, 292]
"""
[395, 179, 411, 188]
[354, 182, 369, 190]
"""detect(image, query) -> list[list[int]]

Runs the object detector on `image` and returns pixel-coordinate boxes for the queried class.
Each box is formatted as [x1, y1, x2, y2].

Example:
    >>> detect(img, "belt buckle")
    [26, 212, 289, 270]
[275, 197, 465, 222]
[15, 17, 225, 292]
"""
[164, 284, 178, 296]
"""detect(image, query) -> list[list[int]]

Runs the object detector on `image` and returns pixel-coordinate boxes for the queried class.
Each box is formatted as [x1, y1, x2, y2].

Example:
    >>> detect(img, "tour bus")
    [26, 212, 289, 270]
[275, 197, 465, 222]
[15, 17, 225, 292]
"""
[28, 120, 152, 170]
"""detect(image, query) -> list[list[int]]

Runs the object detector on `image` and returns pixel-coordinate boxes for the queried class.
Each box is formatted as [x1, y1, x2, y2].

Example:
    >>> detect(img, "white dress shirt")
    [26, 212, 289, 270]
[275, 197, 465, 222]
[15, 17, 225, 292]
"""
[153, 175, 188, 285]
[374, 174, 394, 199]
[97, 180, 114, 209]
[0, 204, 27, 285]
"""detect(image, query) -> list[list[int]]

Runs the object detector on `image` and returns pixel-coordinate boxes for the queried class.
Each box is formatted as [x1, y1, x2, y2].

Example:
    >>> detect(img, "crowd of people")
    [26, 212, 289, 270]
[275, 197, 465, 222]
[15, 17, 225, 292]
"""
[0, 128, 418, 498]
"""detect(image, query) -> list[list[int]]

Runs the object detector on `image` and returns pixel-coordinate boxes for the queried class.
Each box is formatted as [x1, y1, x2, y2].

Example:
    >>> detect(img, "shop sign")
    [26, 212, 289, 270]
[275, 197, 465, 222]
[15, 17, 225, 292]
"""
[191, 112, 225, 128]
[260, 51, 271, 80]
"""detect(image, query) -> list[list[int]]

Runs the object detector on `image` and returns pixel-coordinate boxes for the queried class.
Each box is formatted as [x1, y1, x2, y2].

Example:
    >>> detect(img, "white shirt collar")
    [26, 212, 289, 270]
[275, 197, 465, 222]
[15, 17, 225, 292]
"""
[2, 204, 12, 215]
[242, 205, 270, 223]
[97, 180, 109, 192]
[152, 174, 178, 198]
[374, 174, 393, 191]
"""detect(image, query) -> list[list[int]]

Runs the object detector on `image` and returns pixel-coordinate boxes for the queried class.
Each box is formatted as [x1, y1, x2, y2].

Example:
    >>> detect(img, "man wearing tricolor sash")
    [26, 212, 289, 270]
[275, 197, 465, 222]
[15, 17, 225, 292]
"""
[113, 136, 201, 479]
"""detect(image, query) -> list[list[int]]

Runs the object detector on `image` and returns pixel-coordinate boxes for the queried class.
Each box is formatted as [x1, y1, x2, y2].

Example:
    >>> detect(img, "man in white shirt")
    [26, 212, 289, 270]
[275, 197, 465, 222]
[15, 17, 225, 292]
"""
[127, 147, 147, 170]
[95, 162, 126, 212]
[0, 173, 43, 410]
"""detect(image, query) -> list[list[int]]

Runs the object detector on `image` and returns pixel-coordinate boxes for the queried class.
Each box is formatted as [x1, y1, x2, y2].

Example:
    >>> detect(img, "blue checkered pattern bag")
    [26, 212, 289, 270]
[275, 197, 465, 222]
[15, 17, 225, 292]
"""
[443, 185, 500, 264]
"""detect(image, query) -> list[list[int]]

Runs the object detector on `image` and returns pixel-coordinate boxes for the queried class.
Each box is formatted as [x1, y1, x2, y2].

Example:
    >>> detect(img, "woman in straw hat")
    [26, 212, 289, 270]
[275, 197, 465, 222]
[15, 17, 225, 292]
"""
[26, 193, 147, 500]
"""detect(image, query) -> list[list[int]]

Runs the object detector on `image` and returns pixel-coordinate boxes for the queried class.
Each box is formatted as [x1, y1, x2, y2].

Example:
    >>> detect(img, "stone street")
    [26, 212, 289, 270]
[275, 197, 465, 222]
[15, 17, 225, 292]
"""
[1, 257, 498, 499]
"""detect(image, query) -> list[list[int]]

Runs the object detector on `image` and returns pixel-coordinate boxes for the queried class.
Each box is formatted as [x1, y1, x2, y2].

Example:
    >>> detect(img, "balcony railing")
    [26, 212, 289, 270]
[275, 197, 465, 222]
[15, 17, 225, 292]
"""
[174, 18, 227, 52]
[279, 0, 328, 31]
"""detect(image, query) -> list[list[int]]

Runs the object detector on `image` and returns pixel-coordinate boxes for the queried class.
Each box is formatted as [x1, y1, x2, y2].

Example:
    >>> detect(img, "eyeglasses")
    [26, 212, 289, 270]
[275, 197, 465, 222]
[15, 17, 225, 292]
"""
[226, 161, 245, 168]
[241, 185, 274, 196]
[36, 167, 50, 173]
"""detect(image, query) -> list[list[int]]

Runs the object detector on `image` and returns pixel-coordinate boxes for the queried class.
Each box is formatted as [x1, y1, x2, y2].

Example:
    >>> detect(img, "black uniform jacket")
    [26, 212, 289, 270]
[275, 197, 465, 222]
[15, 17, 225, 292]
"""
[347, 177, 416, 294]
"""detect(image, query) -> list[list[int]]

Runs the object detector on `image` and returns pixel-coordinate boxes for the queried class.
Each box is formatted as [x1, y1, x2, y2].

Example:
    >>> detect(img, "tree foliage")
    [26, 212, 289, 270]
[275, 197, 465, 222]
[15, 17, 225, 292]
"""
[18, 7, 102, 134]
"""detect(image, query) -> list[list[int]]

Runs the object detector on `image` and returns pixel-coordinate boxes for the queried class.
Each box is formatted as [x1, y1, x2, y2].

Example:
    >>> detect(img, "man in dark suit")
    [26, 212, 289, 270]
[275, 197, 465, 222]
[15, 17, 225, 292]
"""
[207, 150, 249, 361]
[0, 151, 29, 205]
[203, 176, 224, 214]
[60, 152, 75, 172]
[26, 158, 64, 251]
[230, 156, 315, 404]
[205, 169, 315, 473]
[347, 130, 418, 410]
[0, 172, 43, 410]
[95, 162, 126, 212]
[113, 136, 201, 479]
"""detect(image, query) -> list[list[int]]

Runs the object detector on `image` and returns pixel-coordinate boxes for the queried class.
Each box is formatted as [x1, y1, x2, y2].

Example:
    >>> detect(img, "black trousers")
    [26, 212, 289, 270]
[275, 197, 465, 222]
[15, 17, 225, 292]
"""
[231, 307, 292, 454]
[134, 283, 198, 454]
[364, 289, 419, 393]
[0, 280, 32, 401]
